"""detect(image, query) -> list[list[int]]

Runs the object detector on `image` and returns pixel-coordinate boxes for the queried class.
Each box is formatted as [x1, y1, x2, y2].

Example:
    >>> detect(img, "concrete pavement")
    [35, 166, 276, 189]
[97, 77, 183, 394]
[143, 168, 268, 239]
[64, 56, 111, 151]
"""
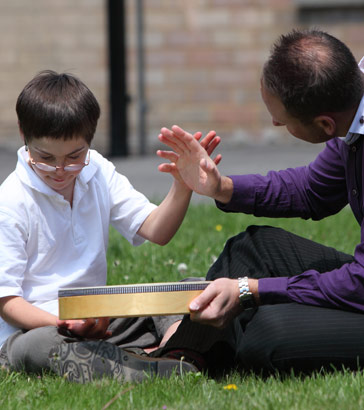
[0, 142, 322, 203]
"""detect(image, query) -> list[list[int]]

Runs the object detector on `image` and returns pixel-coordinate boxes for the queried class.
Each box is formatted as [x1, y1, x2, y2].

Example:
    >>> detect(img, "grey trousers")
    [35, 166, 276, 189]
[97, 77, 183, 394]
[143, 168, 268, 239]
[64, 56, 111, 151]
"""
[0, 314, 181, 374]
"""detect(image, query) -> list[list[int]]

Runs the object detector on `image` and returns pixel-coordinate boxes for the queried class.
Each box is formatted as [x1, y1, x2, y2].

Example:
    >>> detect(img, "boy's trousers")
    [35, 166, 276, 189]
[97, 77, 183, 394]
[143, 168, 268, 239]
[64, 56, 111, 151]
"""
[0, 312, 181, 373]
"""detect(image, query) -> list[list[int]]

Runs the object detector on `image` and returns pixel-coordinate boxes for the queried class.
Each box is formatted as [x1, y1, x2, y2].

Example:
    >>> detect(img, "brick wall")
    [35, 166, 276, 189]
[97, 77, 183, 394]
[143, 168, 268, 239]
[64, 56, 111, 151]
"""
[0, 1, 363, 154]
[0, 0, 108, 152]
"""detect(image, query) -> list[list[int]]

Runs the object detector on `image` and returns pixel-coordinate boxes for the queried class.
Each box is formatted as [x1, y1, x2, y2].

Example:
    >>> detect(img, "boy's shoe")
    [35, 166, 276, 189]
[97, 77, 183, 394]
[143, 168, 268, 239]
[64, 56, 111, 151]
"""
[48, 340, 197, 383]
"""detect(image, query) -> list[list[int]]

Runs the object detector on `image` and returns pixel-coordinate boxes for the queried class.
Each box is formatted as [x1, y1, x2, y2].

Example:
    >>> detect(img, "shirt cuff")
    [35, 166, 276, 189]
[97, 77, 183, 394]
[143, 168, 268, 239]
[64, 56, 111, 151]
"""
[215, 175, 256, 213]
[258, 277, 291, 305]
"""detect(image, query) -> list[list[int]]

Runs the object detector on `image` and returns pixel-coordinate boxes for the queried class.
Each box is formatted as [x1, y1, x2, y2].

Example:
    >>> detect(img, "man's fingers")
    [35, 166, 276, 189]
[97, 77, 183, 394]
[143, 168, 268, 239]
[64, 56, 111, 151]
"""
[158, 163, 177, 173]
[189, 283, 215, 312]
[170, 125, 194, 140]
[156, 149, 179, 163]
[199, 158, 215, 174]
[159, 129, 190, 153]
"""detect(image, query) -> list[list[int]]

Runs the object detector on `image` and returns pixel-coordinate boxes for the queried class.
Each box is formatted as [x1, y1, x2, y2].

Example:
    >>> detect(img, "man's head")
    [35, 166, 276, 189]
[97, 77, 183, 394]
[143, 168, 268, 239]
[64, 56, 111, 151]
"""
[261, 29, 364, 142]
[16, 70, 100, 145]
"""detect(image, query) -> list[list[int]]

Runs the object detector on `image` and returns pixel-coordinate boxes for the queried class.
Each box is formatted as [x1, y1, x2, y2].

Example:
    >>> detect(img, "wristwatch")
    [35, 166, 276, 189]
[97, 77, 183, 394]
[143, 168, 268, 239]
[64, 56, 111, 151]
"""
[238, 276, 256, 310]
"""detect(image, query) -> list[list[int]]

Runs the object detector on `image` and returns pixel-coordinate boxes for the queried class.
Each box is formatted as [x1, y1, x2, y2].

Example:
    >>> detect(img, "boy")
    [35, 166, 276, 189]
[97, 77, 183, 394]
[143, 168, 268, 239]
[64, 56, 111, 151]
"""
[0, 70, 219, 383]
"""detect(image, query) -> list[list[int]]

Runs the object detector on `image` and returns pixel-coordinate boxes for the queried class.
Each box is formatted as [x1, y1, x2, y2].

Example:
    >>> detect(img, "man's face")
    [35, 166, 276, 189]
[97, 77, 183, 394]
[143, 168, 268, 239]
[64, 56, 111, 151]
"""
[260, 83, 333, 144]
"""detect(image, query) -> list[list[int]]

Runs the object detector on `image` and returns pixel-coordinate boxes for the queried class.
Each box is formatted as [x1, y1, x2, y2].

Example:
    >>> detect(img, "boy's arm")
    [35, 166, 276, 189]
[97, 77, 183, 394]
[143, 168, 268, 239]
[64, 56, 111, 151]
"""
[137, 179, 192, 245]
[157, 125, 234, 204]
[0, 296, 110, 339]
[0, 296, 57, 329]
[137, 129, 223, 245]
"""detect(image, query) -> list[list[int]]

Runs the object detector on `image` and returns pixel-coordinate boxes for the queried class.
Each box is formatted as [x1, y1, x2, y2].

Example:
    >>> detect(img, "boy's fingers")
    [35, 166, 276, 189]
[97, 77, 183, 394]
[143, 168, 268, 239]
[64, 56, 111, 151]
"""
[94, 317, 109, 333]
[213, 154, 222, 166]
[200, 131, 217, 149]
[205, 136, 221, 155]
[193, 132, 203, 141]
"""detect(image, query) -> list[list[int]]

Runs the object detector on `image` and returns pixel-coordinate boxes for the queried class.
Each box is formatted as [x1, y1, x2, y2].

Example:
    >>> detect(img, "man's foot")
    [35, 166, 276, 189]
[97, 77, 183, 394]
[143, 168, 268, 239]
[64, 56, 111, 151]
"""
[49, 341, 197, 383]
[162, 349, 206, 371]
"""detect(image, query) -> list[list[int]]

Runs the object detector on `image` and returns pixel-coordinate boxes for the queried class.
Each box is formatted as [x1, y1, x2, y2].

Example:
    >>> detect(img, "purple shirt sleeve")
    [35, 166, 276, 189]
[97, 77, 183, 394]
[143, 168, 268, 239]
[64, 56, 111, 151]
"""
[217, 140, 348, 220]
[217, 139, 364, 312]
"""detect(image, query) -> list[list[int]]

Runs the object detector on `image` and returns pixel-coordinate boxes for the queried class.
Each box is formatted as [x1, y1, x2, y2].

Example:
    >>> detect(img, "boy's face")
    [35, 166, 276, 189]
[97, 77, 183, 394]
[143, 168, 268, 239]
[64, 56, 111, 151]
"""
[26, 137, 90, 195]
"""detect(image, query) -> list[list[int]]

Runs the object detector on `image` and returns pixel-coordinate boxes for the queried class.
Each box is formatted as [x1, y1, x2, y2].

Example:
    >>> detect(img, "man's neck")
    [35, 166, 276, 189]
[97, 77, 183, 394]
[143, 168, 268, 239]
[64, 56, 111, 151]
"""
[332, 105, 360, 138]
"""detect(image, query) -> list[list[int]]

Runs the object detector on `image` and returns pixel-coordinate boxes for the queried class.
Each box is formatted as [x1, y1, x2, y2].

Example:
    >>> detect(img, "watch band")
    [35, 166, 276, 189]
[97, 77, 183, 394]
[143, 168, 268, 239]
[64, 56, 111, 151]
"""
[238, 276, 256, 310]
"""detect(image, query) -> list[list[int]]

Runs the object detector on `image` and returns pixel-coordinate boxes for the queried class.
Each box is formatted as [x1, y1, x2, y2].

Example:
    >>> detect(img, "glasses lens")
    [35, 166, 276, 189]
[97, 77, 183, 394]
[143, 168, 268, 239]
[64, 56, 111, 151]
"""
[33, 162, 56, 172]
[63, 164, 84, 171]
[29, 150, 90, 172]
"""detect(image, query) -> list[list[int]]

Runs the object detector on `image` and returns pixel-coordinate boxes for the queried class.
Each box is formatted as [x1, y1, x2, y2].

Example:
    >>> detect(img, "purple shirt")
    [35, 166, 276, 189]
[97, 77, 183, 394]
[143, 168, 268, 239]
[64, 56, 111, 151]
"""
[217, 121, 364, 311]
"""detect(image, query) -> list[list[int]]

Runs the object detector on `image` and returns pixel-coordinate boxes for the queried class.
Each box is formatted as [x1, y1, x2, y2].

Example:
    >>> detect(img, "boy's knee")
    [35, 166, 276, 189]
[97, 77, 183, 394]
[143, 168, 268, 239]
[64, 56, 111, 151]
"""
[5, 326, 61, 373]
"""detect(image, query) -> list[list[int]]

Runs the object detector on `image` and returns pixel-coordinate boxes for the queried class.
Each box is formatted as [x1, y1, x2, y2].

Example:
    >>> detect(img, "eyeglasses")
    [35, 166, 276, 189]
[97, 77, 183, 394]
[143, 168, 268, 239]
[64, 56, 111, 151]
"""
[28, 149, 90, 172]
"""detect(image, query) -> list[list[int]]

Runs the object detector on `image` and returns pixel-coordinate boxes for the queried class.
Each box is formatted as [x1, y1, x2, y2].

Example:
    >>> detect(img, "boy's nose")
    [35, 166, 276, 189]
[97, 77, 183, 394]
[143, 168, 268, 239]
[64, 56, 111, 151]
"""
[55, 166, 66, 175]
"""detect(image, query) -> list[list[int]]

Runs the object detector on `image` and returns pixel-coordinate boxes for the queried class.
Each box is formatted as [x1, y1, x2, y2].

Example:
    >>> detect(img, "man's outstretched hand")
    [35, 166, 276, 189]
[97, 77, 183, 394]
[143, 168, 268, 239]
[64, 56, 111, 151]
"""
[157, 125, 223, 198]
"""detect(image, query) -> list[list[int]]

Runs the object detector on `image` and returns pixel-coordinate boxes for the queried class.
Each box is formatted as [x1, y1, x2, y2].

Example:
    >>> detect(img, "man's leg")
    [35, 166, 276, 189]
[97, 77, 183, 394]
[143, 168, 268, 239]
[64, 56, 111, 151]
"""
[207, 225, 354, 281]
[161, 225, 355, 374]
[237, 303, 364, 374]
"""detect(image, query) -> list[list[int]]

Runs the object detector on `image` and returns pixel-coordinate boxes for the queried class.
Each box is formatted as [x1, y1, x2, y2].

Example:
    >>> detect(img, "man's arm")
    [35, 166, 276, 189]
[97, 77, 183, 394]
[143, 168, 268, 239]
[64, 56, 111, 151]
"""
[188, 278, 259, 328]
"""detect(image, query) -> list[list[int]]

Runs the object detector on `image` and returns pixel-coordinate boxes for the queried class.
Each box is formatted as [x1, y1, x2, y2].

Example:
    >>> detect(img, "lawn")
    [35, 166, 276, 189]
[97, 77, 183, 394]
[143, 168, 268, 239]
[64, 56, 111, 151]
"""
[0, 204, 363, 410]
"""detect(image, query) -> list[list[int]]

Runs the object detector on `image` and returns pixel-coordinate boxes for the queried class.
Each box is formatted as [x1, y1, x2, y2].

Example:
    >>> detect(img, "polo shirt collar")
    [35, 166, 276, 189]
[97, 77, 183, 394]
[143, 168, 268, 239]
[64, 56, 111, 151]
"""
[341, 57, 364, 145]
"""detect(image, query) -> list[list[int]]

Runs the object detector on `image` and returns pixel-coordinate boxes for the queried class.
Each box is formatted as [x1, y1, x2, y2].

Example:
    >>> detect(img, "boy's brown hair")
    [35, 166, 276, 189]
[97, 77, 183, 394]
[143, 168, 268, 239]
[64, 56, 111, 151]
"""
[16, 70, 100, 144]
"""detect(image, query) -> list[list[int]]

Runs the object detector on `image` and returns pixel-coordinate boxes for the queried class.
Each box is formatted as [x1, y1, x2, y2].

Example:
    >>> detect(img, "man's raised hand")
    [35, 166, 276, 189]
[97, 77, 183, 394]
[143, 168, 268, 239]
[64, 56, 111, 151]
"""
[157, 125, 223, 198]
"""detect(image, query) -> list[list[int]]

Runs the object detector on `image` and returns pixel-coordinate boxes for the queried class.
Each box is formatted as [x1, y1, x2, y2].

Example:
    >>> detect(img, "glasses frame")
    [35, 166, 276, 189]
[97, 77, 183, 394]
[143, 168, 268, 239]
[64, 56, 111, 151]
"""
[28, 149, 90, 172]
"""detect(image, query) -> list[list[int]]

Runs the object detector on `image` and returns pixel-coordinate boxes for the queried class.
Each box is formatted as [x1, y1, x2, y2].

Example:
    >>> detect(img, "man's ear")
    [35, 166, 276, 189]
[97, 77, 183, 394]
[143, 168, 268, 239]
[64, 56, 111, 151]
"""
[313, 115, 337, 137]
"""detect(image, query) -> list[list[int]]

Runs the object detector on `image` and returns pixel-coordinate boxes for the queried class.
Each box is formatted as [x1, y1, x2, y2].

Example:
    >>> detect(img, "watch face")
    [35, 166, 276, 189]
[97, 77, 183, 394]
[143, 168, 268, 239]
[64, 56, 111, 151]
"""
[239, 293, 256, 310]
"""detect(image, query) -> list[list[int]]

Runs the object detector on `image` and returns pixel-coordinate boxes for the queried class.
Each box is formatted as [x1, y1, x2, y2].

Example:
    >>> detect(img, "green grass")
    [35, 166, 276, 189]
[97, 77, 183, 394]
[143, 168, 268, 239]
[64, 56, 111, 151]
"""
[1, 204, 362, 410]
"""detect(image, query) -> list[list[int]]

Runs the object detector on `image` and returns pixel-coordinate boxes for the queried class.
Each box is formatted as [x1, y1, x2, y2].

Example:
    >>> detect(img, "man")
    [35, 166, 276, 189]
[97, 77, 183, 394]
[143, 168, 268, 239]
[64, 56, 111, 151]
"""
[156, 28, 364, 375]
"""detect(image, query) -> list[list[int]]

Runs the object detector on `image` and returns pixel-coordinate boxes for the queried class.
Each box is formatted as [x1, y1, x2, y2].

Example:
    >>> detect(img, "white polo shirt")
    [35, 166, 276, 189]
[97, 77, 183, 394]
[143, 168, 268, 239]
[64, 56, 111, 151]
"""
[0, 147, 157, 346]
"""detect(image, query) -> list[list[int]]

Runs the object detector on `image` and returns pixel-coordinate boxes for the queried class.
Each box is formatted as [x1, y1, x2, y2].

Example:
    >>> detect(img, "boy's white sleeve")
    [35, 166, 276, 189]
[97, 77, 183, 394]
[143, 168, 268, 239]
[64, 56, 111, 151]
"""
[0, 210, 28, 298]
[106, 163, 157, 246]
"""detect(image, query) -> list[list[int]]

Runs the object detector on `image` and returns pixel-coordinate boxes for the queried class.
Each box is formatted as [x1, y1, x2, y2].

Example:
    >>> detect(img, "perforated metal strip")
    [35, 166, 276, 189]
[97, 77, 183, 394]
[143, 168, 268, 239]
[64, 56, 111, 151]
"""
[59, 282, 210, 297]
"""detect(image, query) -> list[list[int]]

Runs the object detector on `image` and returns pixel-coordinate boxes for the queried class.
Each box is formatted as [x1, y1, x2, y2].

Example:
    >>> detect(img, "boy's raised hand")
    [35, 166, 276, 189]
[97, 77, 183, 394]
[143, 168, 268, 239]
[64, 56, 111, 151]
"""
[157, 125, 222, 198]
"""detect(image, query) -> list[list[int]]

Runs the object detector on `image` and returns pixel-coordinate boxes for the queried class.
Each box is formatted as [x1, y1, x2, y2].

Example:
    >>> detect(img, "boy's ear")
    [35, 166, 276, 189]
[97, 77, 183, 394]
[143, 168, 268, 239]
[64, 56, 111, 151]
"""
[313, 115, 337, 137]
[18, 122, 25, 142]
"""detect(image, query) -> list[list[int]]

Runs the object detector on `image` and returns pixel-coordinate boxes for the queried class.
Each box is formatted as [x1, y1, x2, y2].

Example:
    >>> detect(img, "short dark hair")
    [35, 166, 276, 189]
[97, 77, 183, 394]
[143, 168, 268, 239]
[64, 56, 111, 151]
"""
[16, 70, 100, 144]
[262, 29, 364, 122]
